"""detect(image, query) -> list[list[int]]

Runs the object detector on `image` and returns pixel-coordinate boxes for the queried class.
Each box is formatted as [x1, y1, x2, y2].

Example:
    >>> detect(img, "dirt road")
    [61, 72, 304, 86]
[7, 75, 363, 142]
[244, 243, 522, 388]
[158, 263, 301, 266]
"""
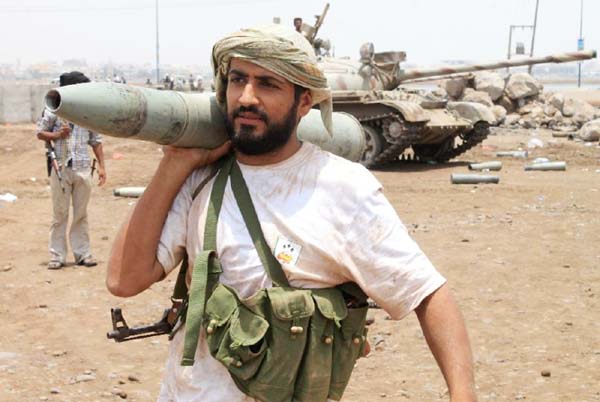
[1, 124, 598, 401]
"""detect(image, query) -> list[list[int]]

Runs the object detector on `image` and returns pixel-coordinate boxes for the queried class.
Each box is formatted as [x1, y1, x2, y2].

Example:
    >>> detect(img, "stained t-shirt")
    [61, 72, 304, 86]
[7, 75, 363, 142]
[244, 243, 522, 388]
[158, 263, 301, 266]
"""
[156, 142, 446, 402]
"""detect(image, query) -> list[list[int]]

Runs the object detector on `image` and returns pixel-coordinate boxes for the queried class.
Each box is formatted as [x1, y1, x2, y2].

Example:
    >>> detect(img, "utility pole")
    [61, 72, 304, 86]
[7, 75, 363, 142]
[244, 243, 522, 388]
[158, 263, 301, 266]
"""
[156, 0, 160, 85]
[507, 25, 532, 73]
[527, 0, 540, 74]
[578, 0, 584, 88]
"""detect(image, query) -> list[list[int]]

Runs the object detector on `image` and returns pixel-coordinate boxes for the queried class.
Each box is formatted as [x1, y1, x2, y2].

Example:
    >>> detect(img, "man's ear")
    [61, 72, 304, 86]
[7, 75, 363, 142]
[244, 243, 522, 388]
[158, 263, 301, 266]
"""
[297, 90, 313, 118]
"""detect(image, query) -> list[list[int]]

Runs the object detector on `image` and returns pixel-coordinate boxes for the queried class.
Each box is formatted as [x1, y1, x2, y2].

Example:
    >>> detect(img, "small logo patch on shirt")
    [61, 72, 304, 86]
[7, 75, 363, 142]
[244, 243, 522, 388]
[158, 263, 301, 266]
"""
[274, 236, 302, 266]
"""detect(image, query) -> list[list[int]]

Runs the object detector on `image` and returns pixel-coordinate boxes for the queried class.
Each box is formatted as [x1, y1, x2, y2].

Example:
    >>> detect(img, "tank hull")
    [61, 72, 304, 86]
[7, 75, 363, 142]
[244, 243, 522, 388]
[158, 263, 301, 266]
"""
[330, 90, 492, 167]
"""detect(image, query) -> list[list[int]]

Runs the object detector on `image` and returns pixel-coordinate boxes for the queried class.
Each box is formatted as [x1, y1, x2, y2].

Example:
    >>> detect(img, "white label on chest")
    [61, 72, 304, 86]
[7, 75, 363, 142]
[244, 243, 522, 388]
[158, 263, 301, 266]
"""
[274, 236, 302, 266]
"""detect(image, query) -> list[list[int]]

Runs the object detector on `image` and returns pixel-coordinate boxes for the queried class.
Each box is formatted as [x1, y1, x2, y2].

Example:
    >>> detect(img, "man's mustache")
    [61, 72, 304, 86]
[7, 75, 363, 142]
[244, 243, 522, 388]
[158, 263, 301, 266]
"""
[232, 106, 269, 123]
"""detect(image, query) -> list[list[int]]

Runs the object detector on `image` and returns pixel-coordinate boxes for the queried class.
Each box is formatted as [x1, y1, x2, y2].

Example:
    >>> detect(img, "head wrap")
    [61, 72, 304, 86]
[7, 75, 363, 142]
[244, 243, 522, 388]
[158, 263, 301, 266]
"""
[212, 24, 333, 135]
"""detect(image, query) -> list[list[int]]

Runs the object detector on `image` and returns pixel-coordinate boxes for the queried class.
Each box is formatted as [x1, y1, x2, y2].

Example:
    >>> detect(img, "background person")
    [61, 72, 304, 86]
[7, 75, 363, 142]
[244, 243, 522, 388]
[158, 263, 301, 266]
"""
[36, 71, 107, 269]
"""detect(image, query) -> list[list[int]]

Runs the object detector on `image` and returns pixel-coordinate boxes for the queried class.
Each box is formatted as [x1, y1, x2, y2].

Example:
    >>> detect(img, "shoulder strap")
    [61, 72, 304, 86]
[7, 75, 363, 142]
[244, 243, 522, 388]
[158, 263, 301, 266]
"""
[171, 162, 224, 301]
[192, 163, 220, 200]
[181, 156, 232, 365]
[229, 160, 290, 287]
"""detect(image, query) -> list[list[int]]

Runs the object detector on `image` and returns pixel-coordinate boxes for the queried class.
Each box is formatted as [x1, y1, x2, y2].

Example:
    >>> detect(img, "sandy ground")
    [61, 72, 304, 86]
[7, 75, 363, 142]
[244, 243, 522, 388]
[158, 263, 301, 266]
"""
[0, 124, 599, 402]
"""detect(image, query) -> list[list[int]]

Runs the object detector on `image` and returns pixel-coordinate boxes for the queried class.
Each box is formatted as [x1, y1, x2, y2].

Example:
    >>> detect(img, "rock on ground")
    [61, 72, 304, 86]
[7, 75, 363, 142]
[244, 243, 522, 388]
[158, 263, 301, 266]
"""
[447, 101, 495, 124]
[503, 113, 520, 127]
[442, 77, 468, 99]
[461, 88, 494, 108]
[505, 73, 543, 100]
[491, 105, 507, 125]
[497, 95, 517, 114]
[579, 118, 600, 141]
[543, 104, 559, 117]
[548, 93, 565, 111]
[474, 72, 505, 101]
[518, 103, 545, 119]
[562, 98, 599, 127]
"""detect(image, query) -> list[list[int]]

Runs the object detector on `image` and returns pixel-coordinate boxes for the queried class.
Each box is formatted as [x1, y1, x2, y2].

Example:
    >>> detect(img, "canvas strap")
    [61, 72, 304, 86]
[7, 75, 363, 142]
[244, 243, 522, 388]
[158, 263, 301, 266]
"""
[229, 160, 290, 287]
[181, 156, 232, 365]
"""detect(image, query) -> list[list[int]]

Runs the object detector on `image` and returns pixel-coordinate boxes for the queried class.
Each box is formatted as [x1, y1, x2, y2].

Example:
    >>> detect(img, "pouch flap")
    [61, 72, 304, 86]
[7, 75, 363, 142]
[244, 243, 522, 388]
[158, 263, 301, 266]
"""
[267, 287, 315, 321]
[229, 306, 269, 347]
[205, 284, 238, 326]
[311, 288, 348, 324]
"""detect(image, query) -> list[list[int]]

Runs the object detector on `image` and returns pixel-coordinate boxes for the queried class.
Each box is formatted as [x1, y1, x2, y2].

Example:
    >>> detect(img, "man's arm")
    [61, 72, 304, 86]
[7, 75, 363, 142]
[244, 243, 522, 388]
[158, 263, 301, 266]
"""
[415, 284, 477, 402]
[106, 142, 231, 297]
[37, 123, 70, 142]
[91, 143, 107, 186]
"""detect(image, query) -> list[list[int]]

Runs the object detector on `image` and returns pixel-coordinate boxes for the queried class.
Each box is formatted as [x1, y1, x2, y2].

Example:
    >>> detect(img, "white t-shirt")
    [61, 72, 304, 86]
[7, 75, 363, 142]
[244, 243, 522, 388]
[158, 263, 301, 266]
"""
[156, 143, 445, 402]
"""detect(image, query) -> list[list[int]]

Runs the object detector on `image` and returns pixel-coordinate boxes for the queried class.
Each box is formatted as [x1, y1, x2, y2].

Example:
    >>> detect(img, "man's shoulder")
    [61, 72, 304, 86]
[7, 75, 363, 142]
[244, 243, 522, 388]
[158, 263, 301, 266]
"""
[304, 143, 381, 191]
[185, 163, 221, 199]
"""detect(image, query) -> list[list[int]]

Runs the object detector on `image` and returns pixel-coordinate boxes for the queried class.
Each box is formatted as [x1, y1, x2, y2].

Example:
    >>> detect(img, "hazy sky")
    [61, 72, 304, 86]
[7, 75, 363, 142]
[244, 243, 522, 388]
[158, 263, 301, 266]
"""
[1, 0, 598, 67]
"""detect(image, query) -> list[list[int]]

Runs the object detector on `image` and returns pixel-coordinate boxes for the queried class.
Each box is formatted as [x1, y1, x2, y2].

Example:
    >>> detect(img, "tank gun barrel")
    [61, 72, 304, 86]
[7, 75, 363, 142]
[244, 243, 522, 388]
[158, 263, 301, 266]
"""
[399, 50, 597, 83]
[310, 2, 329, 43]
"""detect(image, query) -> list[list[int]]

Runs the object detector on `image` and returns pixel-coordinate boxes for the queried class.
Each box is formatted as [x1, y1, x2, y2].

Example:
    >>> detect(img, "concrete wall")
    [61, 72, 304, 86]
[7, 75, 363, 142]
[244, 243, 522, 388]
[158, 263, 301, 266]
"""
[0, 84, 54, 124]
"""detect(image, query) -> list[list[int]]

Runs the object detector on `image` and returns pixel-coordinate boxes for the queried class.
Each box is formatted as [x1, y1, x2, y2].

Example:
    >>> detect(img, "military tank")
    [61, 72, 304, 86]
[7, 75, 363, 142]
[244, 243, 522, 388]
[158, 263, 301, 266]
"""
[300, 5, 597, 167]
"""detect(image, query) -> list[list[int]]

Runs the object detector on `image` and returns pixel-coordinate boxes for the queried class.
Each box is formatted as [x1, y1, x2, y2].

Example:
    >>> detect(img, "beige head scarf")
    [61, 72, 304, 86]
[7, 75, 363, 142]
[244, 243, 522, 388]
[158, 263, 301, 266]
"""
[212, 24, 333, 135]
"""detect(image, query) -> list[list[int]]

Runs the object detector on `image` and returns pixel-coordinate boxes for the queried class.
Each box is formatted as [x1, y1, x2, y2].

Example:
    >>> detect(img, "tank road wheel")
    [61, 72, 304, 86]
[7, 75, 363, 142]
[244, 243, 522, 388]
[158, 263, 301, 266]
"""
[360, 125, 384, 168]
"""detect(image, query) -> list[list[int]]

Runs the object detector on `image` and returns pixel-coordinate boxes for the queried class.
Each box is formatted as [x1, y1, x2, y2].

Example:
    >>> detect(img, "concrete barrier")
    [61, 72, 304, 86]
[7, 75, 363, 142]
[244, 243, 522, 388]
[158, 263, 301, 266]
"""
[0, 84, 54, 123]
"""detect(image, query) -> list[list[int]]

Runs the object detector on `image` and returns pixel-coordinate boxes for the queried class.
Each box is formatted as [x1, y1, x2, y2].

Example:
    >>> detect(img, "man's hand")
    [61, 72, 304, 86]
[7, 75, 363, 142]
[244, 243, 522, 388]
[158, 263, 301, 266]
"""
[58, 123, 71, 139]
[97, 165, 107, 186]
[161, 142, 232, 173]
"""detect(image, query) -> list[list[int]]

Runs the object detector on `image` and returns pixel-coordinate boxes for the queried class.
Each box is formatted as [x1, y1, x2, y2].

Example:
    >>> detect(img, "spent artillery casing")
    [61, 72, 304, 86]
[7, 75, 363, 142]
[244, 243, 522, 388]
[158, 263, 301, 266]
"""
[45, 83, 366, 162]
[113, 187, 146, 198]
[496, 150, 528, 158]
[468, 161, 502, 171]
[551, 132, 575, 139]
[524, 161, 566, 171]
[451, 173, 500, 184]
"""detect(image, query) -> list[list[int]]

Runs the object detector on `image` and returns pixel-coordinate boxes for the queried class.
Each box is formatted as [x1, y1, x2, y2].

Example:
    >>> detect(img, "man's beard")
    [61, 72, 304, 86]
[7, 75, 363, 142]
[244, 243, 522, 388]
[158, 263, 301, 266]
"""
[224, 101, 299, 156]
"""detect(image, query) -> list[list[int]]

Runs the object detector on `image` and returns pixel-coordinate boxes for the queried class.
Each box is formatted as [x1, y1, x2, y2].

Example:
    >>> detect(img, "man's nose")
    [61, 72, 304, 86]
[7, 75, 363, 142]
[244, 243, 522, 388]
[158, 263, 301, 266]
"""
[239, 83, 259, 106]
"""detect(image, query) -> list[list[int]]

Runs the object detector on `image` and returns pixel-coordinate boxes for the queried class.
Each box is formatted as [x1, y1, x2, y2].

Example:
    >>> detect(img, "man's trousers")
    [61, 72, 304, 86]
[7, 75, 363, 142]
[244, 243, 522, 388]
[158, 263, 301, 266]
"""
[49, 167, 93, 264]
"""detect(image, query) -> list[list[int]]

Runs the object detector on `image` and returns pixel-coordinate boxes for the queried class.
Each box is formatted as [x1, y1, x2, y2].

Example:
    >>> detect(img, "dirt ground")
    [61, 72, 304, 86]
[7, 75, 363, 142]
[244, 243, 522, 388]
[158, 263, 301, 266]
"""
[0, 123, 598, 402]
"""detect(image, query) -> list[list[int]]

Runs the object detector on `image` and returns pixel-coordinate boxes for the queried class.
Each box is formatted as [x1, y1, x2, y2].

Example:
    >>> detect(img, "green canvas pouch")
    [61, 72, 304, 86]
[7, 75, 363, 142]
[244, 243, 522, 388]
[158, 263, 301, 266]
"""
[329, 305, 369, 400]
[206, 285, 270, 382]
[292, 288, 347, 402]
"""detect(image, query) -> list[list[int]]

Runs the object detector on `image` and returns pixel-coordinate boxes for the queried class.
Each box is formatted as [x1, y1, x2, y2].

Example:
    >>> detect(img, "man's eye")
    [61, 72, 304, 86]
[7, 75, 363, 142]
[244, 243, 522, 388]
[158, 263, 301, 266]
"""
[229, 76, 244, 84]
[261, 81, 279, 89]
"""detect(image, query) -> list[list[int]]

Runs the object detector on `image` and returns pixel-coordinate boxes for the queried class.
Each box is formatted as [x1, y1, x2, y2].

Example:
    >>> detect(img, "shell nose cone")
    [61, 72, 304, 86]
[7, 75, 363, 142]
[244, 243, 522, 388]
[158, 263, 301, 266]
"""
[45, 90, 62, 112]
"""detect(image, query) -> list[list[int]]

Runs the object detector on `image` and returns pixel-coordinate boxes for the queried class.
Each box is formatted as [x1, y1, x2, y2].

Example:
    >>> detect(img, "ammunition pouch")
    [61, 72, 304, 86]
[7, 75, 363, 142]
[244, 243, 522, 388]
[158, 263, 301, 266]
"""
[178, 156, 368, 402]
[199, 283, 367, 402]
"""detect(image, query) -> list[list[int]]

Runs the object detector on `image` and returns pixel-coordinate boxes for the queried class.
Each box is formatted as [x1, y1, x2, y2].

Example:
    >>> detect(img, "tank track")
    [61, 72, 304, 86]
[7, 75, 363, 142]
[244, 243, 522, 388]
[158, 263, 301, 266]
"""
[431, 122, 490, 163]
[359, 113, 422, 168]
